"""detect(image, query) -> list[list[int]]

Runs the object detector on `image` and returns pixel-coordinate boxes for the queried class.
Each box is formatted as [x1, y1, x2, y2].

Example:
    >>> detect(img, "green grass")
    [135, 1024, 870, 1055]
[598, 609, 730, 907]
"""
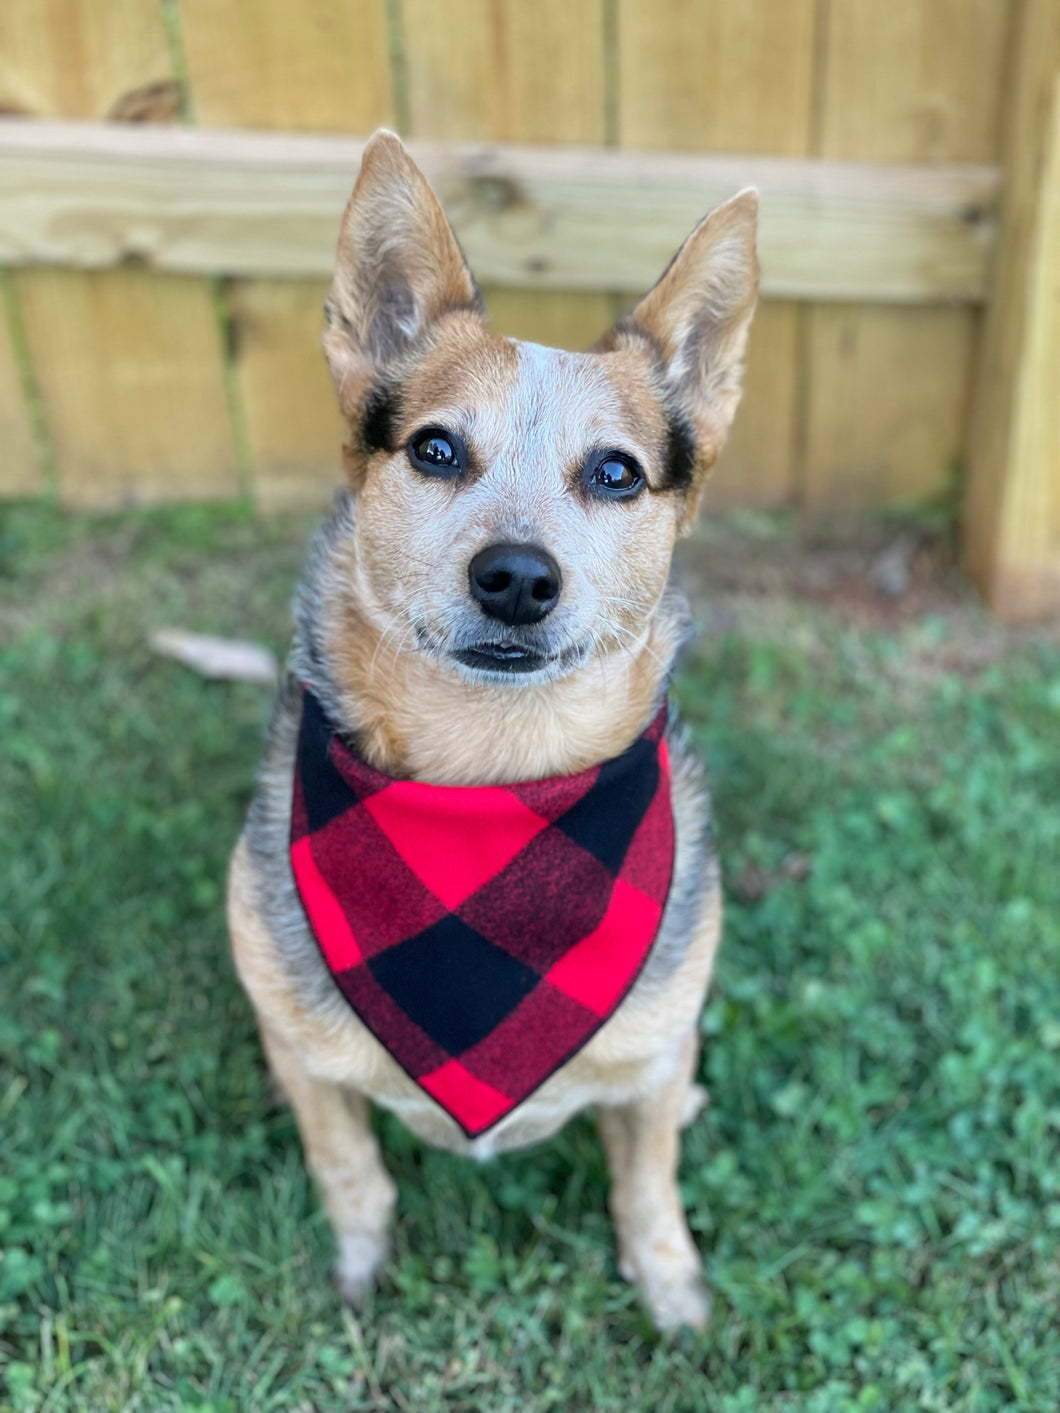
[2, 502, 1059, 1412]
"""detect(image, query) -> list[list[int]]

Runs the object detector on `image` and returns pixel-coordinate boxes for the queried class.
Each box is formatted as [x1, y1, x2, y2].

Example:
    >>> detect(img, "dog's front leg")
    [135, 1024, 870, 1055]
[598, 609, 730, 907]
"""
[597, 1028, 709, 1331]
[261, 1025, 396, 1307]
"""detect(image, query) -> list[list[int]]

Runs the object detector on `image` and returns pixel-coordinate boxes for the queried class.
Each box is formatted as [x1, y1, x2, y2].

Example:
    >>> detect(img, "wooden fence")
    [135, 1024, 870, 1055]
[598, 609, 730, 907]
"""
[0, 0, 1057, 621]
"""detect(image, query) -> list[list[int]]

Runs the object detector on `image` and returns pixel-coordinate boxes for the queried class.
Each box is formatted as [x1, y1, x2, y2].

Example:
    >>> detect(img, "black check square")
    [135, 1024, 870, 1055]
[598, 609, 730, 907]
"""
[368, 915, 540, 1056]
[555, 734, 660, 874]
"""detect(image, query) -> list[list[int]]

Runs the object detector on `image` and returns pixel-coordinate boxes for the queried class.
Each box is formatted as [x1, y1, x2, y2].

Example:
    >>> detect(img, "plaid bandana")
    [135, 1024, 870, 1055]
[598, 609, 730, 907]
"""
[290, 690, 675, 1137]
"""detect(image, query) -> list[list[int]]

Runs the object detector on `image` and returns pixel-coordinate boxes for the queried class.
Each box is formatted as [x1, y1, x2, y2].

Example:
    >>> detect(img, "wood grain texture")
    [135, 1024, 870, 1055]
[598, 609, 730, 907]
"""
[0, 122, 999, 301]
[618, 0, 819, 508]
[616, 0, 817, 154]
[0, 0, 174, 120]
[401, 0, 606, 144]
[804, 0, 1011, 510]
[179, 0, 392, 132]
[227, 279, 344, 511]
[818, 0, 1011, 162]
[18, 267, 236, 507]
[964, 1, 1060, 621]
[0, 292, 39, 496]
[3, 0, 235, 506]
[180, 0, 392, 509]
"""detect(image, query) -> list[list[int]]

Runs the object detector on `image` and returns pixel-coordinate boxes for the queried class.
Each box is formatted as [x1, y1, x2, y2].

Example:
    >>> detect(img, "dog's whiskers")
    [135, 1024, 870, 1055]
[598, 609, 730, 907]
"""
[607, 616, 671, 680]
[367, 612, 422, 683]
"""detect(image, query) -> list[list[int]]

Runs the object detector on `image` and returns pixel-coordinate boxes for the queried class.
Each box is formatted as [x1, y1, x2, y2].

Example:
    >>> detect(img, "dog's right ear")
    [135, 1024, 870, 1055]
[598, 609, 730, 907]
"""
[323, 130, 482, 417]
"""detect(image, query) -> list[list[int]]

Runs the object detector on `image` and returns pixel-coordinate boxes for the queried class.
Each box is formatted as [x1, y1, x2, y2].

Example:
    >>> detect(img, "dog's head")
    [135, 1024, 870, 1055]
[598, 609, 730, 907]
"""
[322, 131, 757, 687]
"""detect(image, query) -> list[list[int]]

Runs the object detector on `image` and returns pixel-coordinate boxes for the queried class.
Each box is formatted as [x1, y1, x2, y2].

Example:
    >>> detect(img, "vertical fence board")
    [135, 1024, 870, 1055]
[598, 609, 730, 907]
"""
[804, 305, 970, 510]
[965, 0, 1060, 621]
[4, 0, 235, 506]
[180, 0, 391, 509]
[401, 0, 610, 353]
[18, 268, 235, 507]
[401, 0, 605, 144]
[0, 296, 38, 496]
[617, 0, 817, 508]
[817, 0, 1010, 163]
[616, 0, 816, 155]
[179, 0, 392, 131]
[226, 279, 344, 511]
[806, 0, 1010, 510]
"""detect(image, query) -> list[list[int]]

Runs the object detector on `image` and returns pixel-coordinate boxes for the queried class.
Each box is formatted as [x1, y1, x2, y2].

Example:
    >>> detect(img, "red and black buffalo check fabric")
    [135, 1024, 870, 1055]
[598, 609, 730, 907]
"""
[290, 689, 675, 1137]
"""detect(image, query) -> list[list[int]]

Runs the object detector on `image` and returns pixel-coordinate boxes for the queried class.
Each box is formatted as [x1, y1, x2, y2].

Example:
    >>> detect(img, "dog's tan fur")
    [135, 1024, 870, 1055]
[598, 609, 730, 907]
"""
[227, 131, 757, 1331]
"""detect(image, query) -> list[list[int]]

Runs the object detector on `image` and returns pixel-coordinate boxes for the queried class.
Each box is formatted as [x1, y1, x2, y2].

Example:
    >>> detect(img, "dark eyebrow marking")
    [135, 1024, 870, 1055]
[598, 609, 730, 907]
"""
[660, 408, 697, 493]
[361, 382, 401, 454]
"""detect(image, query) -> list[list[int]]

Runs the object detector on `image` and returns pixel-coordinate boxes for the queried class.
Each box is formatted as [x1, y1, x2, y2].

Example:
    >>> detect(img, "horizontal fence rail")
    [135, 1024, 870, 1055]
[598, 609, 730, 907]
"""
[0, 120, 1000, 303]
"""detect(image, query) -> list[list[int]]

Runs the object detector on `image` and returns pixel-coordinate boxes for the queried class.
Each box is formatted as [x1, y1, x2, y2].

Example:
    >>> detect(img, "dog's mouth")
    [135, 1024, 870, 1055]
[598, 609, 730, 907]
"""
[453, 641, 551, 674]
[413, 620, 592, 682]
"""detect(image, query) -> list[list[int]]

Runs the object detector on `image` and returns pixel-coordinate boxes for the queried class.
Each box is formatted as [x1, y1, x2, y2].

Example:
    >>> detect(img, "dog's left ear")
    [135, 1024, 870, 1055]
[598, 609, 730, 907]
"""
[598, 190, 758, 510]
[323, 130, 483, 417]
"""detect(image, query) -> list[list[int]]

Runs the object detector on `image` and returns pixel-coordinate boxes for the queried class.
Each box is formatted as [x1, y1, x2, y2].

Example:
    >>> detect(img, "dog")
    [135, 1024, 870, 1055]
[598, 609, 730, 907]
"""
[227, 130, 757, 1332]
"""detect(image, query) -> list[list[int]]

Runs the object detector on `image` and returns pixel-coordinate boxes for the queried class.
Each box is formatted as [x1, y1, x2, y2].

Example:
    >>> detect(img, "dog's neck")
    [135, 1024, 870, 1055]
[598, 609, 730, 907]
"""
[321, 604, 680, 786]
[295, 504, 685, 787]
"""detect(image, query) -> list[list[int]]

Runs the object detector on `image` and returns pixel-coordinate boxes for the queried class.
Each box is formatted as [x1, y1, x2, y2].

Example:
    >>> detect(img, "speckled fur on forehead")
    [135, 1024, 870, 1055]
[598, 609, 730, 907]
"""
[497, 341, 688, 498]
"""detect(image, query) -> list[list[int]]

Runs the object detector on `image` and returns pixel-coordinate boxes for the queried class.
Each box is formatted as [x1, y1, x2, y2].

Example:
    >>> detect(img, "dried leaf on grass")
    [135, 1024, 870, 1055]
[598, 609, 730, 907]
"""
[148, 628, 278, 684]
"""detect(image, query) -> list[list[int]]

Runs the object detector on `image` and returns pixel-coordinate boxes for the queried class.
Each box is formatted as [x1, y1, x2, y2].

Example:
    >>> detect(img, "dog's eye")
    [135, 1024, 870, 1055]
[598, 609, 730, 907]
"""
[585, 451, 645, 499]
[408, 427, 465, 477]
[415, 433, 455, 466]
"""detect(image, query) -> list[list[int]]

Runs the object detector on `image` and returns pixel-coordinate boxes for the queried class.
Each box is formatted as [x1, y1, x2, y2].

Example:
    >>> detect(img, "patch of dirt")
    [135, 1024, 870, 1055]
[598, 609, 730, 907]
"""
[676, 515, 1060, 671]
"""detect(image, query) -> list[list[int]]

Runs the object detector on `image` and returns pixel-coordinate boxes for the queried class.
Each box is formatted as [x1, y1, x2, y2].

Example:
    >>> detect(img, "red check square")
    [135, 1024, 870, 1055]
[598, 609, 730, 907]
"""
[365, 780, 548, 910]
[419, 1060, 513, 1134]
[545, 878, 662, 1016]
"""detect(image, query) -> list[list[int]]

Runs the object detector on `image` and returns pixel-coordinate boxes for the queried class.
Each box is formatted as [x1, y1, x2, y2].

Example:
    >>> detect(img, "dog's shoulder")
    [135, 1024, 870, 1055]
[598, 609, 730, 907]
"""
[237, 675, 347, 1021]
[640, 705, 718, 989]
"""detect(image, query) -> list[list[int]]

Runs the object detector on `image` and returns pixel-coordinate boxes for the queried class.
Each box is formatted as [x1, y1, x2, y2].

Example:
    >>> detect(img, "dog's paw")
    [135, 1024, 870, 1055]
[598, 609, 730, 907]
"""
[644, 1270, 712, 1333]
[333, 1230, 389, 1310]
[617, 1239, 711, 1333]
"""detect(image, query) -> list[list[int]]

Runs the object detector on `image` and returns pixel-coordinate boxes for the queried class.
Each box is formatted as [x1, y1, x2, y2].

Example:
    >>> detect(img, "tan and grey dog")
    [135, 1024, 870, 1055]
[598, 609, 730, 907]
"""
[227, 130, 757, 1331]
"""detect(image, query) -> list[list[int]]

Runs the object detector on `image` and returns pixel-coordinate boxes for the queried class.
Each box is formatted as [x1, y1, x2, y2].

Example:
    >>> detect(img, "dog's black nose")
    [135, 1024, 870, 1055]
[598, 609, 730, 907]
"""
[468, 542, 562, 626]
